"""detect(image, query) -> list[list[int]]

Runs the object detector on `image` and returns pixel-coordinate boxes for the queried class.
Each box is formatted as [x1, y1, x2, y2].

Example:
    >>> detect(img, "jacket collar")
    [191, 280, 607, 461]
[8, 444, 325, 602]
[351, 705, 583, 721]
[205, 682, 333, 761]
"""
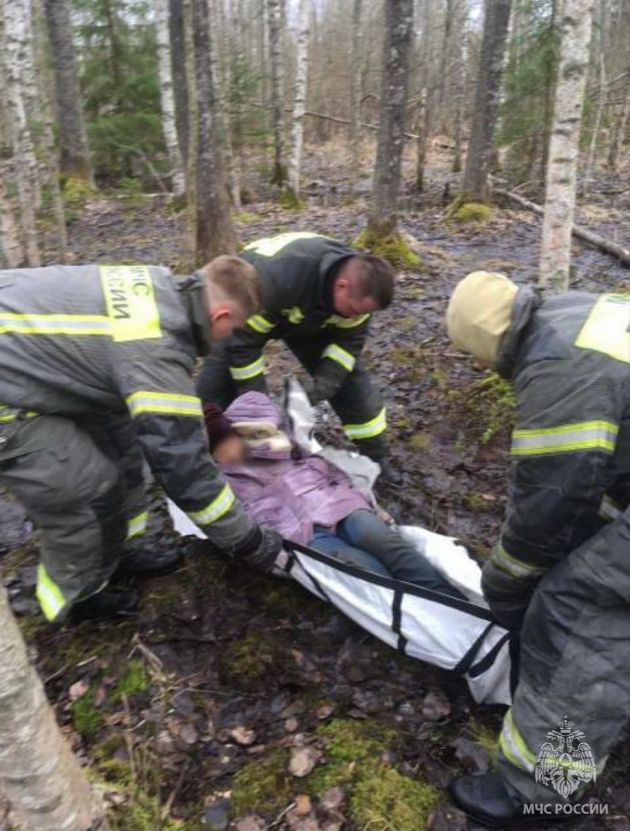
[178, 272, 213, 357]
[496, 286, 543, 379]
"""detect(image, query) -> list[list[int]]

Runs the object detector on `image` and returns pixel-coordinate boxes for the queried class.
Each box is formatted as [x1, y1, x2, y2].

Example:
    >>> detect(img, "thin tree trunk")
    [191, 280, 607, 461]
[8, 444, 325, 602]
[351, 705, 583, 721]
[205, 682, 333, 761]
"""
[44, 0, 93, 184]
[155, 0, 186, 198]
[583, 50, 606, 193]
[286, 0, 310, 202]
[367, 0, 414, 237]
[0, 585, 109, 831]
[267, 0, 285, 185]
[350, 0, 363, 175]
[169, 0, 189, 168]
[539, 0, 594, 293]
[607, 73, 630, 170]
[461, 0, 512, 202]
[415, 88, 428, 190]
[0, 176, 24, 268]
[192, 0, 237, 262]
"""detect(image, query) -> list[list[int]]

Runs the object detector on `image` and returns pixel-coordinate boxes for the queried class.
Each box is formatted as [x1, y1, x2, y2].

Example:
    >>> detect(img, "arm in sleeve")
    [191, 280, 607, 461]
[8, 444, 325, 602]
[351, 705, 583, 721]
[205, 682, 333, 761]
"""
[113, 342, 260, 554]
[225, 314, 279, 395]
[482, 361, 623, 627]
[312, 314, 371, 400]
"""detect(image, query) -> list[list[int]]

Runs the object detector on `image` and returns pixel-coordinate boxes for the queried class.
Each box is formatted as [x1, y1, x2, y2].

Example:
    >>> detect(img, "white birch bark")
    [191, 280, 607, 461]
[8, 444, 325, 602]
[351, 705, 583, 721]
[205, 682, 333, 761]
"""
[267, 0, 286, 185]
[539, 0, 594, 293]
[2, 0, 41, 265]
[0, 174, 25, 267]
[0, 585, 109, 831]
[286, 0, 310, 202]
[155, 0, 186, 197]
[350, 0, 363, 173]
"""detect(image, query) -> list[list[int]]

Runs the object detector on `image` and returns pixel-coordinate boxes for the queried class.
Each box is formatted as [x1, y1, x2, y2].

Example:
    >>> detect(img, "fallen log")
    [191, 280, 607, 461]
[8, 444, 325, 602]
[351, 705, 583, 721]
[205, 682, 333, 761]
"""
[493, 186, 630, 268]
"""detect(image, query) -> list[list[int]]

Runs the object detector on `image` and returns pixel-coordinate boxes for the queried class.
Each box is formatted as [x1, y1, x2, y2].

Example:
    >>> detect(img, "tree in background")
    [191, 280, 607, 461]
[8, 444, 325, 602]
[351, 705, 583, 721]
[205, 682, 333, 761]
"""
[267, 0, 286, 186]
[461, 0, 512, 202]
[357, 0, 416, 266]
[285, 0, 311, 206]
[155, 0, 186, 198]
[44, 0, 94, 186]
[191, 0, 237, 262]
[0, 585, 110, 830]
[539, 0, 594, 292]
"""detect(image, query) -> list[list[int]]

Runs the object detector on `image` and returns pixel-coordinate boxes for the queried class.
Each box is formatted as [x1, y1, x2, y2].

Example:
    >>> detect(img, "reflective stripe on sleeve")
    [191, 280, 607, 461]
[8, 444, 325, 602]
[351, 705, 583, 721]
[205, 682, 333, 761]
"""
[344, 407, 387, 440]
[126, 511, 149, 540]
[0, 313, 111, 336]
[35, 563, 67, 622]
[127, 391, 203, 418]
[511, 420, 619, 456]
[575, 294, 630, 364]
[322, 343, 356, 372]
[492, 543, 547, 581]
[188, 484, 236, 526]
[499, 710, 538, 773]
[324, 313, 371, 328]
[229, 356, 265, 381]
[247, 314, 276, 334]
[0, 404, 38, 423]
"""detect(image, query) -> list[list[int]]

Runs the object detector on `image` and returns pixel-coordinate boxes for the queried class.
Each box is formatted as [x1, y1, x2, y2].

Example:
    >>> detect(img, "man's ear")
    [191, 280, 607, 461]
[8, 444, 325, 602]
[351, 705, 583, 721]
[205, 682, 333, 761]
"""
[210, 306, 232, 324]
[335, 274, 350, 290]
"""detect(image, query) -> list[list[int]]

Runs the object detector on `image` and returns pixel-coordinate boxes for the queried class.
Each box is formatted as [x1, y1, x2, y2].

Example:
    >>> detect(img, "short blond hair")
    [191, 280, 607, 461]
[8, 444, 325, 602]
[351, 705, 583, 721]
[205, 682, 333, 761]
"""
[201, 255, 261, 318]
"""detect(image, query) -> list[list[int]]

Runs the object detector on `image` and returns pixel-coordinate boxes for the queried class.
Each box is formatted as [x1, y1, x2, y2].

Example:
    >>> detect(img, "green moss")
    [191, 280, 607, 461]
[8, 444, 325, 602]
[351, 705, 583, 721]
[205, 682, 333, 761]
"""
[16, 614, 46, 641]
[408, 432, 432, 452]
[63, 176, 94, 208]
[232, 210, 259, 224]
[463, 493, 495, 513]
[112, 659, 150, 701]
[351, 765, 440, 831]
[392, 415, 413, 430]
[72, 688, 104, 738]
[307, 719, 398, 796]
[455, 372, 516, 444]
[352, 229, 422, 270]
[222, 631, 289, 690]
[279, 190, 306, 210]
[453, 202, 494, 224]
[467, 720, 500, 767]
[231, 748, 292, 816]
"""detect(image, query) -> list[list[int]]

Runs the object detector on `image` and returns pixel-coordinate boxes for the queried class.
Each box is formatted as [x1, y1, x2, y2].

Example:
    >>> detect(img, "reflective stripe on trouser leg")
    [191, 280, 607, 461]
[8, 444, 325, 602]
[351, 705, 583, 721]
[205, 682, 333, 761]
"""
[126, 511, 149, 540]
[499, 709, 538, 774]
[188, 484, 236, 526]
[36, 563, 69, 622]
[343, 407, 387, 441]
[229, 356, 266, 381]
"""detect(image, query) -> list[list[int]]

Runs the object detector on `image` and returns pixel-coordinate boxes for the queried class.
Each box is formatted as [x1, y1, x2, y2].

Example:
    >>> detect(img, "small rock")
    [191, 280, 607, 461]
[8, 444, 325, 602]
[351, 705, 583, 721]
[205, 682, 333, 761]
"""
[233, 816, 266, 831]
[316, 703, 335, 721]
[285, 717, 299, 733]
[421, 689, 451, 721]
[289, 746, 319, 778]
[230, 726, 256, 746]
[294, 794, 312, 815]
[351, 689, 382, 714]
[202, 798, 231, 830]
[320, 787, 345, 812]
[452, 737, 490, 774]
[155, 730, 175, 755]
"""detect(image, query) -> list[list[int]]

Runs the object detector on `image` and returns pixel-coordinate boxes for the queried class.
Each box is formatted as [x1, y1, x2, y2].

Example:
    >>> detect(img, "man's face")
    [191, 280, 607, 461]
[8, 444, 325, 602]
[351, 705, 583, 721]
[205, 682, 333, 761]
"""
[333, 264, 380, 318]
[210, 304, 247, 341]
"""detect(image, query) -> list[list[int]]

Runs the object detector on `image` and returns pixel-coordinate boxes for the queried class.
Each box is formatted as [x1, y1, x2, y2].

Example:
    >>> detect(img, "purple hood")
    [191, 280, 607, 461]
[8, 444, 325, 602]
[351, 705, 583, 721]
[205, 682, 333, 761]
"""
[222, 392, 370, 543]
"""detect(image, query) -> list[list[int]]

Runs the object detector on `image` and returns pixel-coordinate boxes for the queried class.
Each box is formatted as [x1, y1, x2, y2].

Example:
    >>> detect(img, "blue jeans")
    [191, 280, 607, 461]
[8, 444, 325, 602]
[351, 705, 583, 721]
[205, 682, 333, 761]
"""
[312, 509, 464, 598]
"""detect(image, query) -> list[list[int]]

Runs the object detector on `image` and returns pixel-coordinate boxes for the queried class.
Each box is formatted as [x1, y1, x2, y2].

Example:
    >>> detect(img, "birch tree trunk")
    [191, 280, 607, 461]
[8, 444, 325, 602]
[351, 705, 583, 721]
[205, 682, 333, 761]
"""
[192, 0, 237, 262]
[539, 0, 594, 293]
[607, 73, 630, 170]
[2, 0, 41, 266]
[350, 0, 363, 174]
[0, 176, 24, 268]
[367, 0, 414, 237]
[169, 0, 189, 168]
[0, 585, 109, 830]
[267, 0, 286, 186]
[155, 0, 186, 198]
[582, 51, 606, 194]
[286, 0, 310, 203]
[44, 0, 93, 185]
[461, 0, 512, 202]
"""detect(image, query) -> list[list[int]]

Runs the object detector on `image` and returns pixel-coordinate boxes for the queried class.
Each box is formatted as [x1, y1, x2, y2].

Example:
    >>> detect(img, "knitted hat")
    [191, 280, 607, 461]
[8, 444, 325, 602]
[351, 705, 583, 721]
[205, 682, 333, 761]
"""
[446, 271, 519, 367]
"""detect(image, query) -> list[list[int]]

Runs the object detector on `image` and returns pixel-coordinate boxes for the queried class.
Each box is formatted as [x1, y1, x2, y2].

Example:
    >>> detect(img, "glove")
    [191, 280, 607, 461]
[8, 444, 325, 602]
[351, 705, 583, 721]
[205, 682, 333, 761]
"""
[486, 599, 528, 631]
[303, 372, 342, 405]
[233, 525, 283, 572]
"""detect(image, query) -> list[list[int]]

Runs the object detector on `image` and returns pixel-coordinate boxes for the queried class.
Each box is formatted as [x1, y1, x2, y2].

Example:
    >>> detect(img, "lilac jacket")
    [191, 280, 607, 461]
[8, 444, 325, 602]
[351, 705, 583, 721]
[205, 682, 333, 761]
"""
[222, 392, 370, 544]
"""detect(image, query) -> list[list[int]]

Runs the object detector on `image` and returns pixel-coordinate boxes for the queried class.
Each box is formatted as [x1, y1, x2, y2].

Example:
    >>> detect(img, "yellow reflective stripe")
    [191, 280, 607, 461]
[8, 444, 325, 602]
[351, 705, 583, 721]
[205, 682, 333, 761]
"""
[493, 543, 547, 580]
[126, 511, 149, 540]
[499, 710, 538, 773]
[243, 232, 326, 257]
[247, 314, 276, 334]
[230, 356, 265, 381]
[282, 306, 305, 324]
[0, 313, 111, 336]
[344, 407, 387, 440]
[324, 313, 371, 329]
[127, 391, 203, 418]
[189, 484, 236, 525]
[35, 563, 67, 622]
[100, 265, 162, 342]
[0, 405, 38, 423]
[511, 420, 619, 456]
[322, 343, 356, 372]
[575, 294, 630, 364]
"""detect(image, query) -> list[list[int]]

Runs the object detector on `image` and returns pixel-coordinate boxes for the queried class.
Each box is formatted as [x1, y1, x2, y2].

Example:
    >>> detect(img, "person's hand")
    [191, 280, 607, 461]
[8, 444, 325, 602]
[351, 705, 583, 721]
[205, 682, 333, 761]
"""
[487, 598, 527, 631]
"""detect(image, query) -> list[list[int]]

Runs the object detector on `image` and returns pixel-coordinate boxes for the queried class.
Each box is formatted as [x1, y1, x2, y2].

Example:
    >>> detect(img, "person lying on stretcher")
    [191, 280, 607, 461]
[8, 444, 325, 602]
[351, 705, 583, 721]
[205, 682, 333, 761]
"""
[203, 391, 464, 598]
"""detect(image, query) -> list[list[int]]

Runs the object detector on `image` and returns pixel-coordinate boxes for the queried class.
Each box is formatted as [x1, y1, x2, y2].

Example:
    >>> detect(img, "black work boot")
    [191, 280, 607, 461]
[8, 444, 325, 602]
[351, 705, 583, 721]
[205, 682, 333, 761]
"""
[71, 589, 139, 622]
[114, 546, 183, 579]
[448, 771, 566, 828]
[377, 457, 403, 487]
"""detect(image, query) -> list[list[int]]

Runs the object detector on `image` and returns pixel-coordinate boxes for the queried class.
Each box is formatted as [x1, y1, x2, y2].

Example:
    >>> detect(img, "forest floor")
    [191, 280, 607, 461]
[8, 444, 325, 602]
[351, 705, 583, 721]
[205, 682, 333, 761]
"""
[2, 145, 630, 831]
